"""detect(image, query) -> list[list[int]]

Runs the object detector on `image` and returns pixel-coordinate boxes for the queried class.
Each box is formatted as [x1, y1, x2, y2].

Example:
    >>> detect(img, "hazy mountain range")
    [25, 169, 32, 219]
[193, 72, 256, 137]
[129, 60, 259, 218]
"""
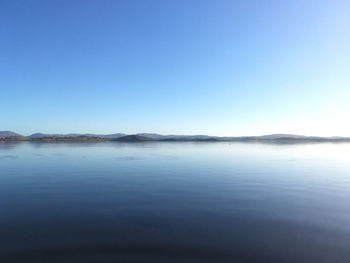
[0, 131, 23, 137]
[1, 131, 350, 142]
[27, 133, 126, 139]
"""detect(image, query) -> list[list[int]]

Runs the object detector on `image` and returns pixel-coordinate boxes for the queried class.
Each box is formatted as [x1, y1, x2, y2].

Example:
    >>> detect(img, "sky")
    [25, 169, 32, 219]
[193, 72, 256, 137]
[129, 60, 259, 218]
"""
[1, 0, 350, 136]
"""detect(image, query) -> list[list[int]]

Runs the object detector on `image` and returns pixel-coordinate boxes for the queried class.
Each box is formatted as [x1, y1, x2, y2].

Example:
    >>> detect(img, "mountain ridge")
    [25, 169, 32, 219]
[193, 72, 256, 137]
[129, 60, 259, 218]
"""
[0, 131, 23, 138]
[1, 131, 350, 142]
[28, 133, 126, 139]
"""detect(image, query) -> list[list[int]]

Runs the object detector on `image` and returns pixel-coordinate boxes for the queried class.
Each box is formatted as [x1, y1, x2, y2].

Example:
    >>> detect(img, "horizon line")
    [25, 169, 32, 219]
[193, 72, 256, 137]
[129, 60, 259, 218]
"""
[1, 130, 349, 138]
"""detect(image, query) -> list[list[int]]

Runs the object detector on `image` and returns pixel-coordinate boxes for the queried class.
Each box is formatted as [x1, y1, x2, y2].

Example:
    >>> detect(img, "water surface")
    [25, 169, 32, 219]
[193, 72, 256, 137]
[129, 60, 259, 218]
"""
[1, 141, 350, 262]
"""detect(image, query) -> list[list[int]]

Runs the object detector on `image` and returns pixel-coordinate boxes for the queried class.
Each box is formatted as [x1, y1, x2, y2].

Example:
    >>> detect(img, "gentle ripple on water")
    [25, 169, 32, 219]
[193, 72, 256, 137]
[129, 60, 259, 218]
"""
[0, 141, 350, 262]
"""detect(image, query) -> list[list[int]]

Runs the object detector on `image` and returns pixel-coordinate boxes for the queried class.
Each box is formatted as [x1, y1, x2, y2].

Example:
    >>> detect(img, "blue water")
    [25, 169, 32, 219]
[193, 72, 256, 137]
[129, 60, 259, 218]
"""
[1, 141, 350, 262]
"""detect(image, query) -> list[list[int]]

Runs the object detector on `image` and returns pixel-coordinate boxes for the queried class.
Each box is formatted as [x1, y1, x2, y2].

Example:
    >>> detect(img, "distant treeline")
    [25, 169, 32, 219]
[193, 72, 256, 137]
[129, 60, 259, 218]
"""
[1, 134, 350, 143]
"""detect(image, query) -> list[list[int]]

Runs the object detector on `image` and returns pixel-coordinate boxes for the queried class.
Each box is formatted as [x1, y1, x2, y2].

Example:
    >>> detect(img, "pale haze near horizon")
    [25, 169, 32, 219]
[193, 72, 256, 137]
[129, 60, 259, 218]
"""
[1, 0, 350, 137]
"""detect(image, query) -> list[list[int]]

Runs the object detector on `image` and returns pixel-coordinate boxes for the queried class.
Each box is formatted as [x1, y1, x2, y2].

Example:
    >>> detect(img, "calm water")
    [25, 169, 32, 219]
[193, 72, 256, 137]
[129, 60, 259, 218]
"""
[1, 141, 350, 263]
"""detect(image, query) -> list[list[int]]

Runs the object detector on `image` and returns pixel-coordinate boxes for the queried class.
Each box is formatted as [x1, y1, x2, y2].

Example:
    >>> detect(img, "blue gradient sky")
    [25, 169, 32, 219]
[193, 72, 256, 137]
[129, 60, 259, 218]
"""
[1, 0, 350, 136]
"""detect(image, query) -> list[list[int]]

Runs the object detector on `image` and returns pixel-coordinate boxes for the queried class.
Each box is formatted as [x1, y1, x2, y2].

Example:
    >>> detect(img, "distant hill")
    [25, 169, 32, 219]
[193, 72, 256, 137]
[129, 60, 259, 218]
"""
[0, 131, 23, 138]
[28, 133, 126, 139]
[116, 135, 155, 142]
[97, 133, 126, 139]
[136, 133, 214, 140]
[29, 133, 61, 138]
[29, 136, 107, 142]
[1, 131, 350, 142]
[136, 133, 165, 139]
[258, 134, 308, 139]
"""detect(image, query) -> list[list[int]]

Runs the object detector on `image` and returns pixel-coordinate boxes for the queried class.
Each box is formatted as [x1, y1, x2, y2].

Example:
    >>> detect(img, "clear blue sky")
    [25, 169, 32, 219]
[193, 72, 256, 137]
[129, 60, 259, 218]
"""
[1, 0, 350, 136]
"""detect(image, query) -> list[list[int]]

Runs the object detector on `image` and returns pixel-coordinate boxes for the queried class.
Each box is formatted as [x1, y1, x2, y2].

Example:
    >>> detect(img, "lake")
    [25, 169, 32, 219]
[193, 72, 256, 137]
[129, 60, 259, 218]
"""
[1, 141, 350, 262]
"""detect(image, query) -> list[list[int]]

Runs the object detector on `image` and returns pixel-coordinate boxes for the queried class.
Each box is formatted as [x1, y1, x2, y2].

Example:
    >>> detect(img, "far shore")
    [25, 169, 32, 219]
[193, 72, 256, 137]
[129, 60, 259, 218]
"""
[1, 135, 350, 144]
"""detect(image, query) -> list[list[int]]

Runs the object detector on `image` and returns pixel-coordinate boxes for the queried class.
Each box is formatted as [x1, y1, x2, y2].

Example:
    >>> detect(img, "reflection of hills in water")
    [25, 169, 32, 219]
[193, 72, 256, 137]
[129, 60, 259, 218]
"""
[0, 142, 22, 150]
[0, 155, 18, 159]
